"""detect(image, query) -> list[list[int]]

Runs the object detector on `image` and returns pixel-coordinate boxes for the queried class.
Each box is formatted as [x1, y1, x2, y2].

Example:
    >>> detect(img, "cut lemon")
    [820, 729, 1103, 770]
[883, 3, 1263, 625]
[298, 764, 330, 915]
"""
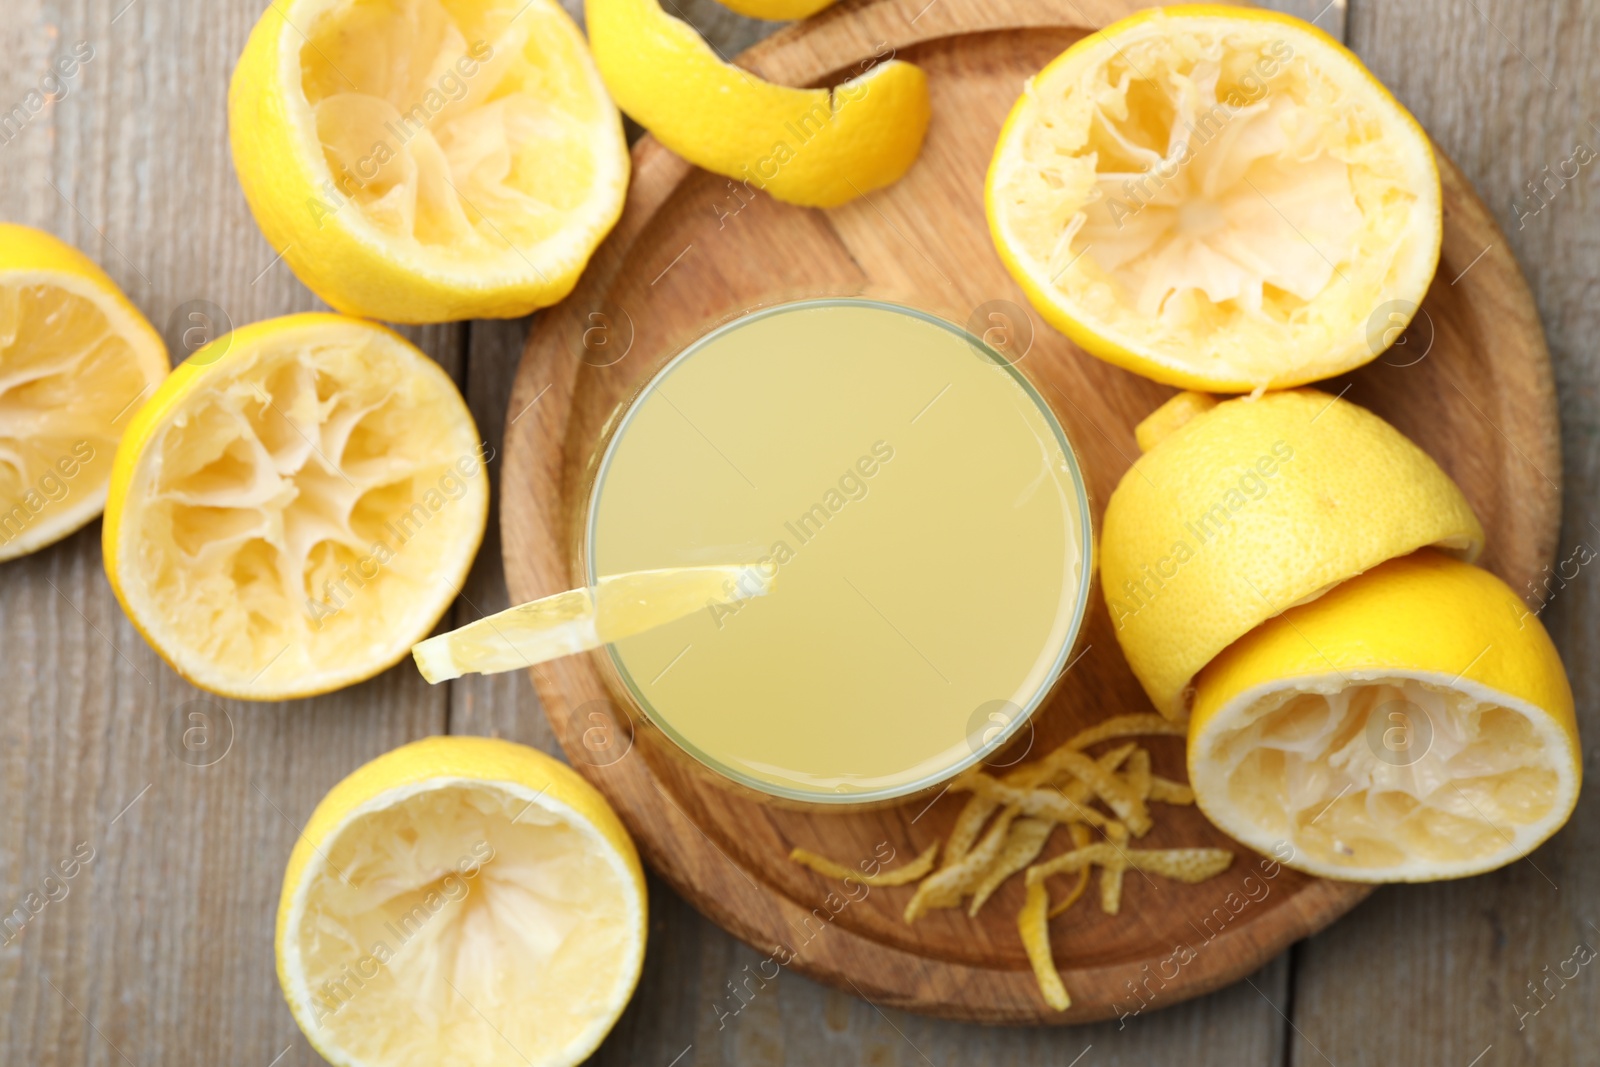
[1190, 550, 1580, 882]
[987, 5, 1442, 391]
[103, 313, 487, 700]
[586, 0, 930, 207]
[276, 735, 647, 1067]
[1101, 389, 1483, 719]
[229, 0, 629, 323]
[0, 223, 168, 562]
[414, 563, 773, 682]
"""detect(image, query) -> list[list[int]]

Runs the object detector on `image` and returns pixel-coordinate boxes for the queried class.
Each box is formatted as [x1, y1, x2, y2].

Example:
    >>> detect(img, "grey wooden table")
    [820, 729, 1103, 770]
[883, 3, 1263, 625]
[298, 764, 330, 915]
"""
[2, 1, 1596, 1064]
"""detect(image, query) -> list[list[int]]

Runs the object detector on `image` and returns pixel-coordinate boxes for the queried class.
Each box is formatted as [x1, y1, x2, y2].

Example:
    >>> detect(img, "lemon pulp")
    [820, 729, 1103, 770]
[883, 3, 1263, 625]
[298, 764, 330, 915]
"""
[301, 0, 614, 263]
[230, 0, 627, 320]
[1205, 677, 1562, 873]
[1, 284, 155, 556]
[1189, 551, 1579, 882]
[287, 781, 640, 1066]
[106, 316, 486, 699]
[989, 8, 1440, 389]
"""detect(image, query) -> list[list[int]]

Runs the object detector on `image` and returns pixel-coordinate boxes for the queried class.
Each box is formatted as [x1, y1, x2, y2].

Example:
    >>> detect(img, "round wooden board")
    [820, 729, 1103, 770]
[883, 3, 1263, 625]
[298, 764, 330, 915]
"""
[501, 0, 1561, 1024]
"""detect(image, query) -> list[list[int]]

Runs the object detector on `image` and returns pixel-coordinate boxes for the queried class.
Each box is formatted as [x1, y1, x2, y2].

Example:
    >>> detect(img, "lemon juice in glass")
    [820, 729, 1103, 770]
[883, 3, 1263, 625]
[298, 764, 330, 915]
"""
[582, 298, 1092, 805]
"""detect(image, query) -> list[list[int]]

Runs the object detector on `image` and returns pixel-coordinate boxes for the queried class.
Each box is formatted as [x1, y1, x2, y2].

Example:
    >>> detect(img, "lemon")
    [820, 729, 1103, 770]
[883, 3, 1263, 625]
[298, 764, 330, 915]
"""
[276, 735, 647, 1067]
[103, 313, 487, 700]
[1133, 389, 1216, 453]
[0, 223, 168, 562]
[414, 563, 774, 682]
[586, 0, 930, 207]
[715, 0, 837, 16]
[228, 0, 629, 323]
[986, 5, 1442, 391]
[1190, 550, 1580, 882]
[1101, 389, 1483, 719]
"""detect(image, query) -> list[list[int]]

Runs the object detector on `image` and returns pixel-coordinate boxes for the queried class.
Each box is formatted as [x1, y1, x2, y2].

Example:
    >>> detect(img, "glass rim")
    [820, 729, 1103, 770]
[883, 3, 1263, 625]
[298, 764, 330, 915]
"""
[583, 296, 1096, 806]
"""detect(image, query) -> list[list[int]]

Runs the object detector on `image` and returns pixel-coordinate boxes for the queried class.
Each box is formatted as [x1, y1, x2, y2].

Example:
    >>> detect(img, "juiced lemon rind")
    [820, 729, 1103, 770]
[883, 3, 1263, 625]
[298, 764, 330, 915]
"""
[1101, 389, 1483, 719]
[0, 224, 169, 561]
[1190, 552, 1579, 883]
[987, 5, 1442, 392]
[229, 0, 629, 322]
[103, 313, 487, 700]
[276, 737, 647, 1067]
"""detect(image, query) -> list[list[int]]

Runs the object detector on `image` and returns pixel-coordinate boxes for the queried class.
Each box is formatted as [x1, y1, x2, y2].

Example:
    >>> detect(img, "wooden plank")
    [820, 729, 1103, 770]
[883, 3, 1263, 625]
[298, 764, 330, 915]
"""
[447, 315, 558, 749]
[1287, 1, 1600, 1065]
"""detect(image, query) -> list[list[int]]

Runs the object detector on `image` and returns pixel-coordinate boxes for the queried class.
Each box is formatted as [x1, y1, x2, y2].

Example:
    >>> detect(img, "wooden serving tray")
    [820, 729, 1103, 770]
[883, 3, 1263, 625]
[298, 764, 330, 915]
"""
[501, 0, 1560, 1023]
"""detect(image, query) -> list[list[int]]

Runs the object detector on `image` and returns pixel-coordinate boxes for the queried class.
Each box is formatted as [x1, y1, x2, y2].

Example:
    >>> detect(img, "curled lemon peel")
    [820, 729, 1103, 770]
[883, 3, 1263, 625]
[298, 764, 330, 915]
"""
[714, 0, 838, 17]
[586, 0, 931, 207]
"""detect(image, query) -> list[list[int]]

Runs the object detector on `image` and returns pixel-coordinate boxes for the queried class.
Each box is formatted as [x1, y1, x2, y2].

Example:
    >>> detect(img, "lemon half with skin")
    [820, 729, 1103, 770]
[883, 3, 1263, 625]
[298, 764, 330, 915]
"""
[0, 223, 168, 562]
[104, 314, 487, 700]
[987, 5, 1442, 391]
[586, 0, 930, 207]
[276, 735, 647, 1067]
[1101, 389, 1483, 719]
[715, 0, 838, 16]
[229, 0, 628, 323]
[1190, 551, 1580, 882]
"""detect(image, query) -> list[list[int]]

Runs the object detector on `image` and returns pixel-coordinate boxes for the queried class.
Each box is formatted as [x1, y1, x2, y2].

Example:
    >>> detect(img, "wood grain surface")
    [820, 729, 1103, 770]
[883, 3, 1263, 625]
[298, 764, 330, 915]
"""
[0, 0, 1594, 1063]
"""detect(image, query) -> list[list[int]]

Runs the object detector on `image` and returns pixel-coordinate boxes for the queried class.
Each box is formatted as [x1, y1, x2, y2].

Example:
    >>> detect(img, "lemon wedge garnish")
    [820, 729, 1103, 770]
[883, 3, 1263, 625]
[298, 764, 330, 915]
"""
[413, 564, 774, 682]
[0, 223, 168, 562]
[103, 314, 487, 700]
[987, 5, 1442, 391]
[1101, 389, 1484, 719]
[276, 735, 647, 1067]
[586, 0, 930, 207]
[228, 0, 629, 323]
[1190, 550, 1580, 882]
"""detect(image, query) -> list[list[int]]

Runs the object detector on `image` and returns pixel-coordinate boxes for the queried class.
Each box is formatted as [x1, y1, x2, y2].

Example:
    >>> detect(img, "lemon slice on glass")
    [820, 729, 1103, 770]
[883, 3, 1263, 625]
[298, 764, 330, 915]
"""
[987, 5, 1442, 391]
[1190, 551, 1580, 882]
[0, 223, 168, 562]
[586, 0, 929, 207]
[276, 735, 647, 1067]
[229, 0, 629, 323]
[103, 313, 487, 700]
[1101, 389, 1483, 719]
[413, 564, 774, 682]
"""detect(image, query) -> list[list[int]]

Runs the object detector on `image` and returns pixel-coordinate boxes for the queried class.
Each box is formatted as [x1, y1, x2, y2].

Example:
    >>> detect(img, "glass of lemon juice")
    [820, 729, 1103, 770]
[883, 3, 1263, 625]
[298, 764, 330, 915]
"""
[582, 298, 1092, 805]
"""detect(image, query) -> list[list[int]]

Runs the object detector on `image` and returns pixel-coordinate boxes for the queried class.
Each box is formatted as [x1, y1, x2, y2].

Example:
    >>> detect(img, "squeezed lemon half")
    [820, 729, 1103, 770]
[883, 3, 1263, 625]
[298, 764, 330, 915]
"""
[1101, 389, 1483, 719]
[1190, 551, 1580, 882]
[103, 314, 487, 700]
[229, 0, 629, 322]
[987, 5, 1442, 391]
[276, 736, 647, 1067]
[0, 223, 168, 562]
[413, 564, 774, 682]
